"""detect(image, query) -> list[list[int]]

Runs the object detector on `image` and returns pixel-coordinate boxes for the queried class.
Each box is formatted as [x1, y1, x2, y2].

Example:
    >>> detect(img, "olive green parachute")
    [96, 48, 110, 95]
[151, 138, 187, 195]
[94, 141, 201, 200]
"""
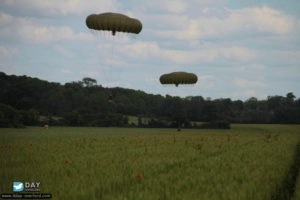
[160, 72, 198, 87]
[86, 12, 142, 36]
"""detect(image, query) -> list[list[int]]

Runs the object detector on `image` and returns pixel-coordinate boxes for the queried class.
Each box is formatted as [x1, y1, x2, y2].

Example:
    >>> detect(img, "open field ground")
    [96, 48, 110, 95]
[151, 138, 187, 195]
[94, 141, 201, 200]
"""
[1, 124, 300, 200]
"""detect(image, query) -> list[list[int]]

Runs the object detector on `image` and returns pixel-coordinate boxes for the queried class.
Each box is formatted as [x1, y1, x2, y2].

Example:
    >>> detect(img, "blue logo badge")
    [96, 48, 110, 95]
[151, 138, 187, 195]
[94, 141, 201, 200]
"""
[13, 182, 24, 192]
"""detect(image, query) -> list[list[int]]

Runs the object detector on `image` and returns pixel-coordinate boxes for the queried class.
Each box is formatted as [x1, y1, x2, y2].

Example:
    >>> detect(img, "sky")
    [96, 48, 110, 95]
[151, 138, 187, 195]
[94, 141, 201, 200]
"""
[0, 0, 300, 100]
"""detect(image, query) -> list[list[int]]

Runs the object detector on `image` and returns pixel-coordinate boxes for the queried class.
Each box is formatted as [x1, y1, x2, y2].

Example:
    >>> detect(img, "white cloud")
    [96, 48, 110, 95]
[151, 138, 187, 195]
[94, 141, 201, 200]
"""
[105, 59, 128, 66]
[0, 13, 94, 44]
[102, 82, 120, 88]
[81, 71, 99, 77]
[233, 66, 246, 72]
[1, 0, 118, 16]
[118, 41, 160, 60]
[0, 46, 21, 74]
[61, 69, 72, 74]
[269, 50, 300, 65]
[232, 64, 266, 72]
[0, 46, 18, 60]
[0, 11, 13, 26]
[118, 41, 256, 64]
[145, 77, 157, 83]
[54, 45, 75, 58]
[202, 8, 209, 14]
[135, 0, 188, 14]
[197, 75, 215, 89]
[154, 6, 296, 40]
[251, 64, 266, 70]
[233, 90, 257, 98]
[18, 24, 93, 44]
[164, 0, 188, 13]
[233, 78, 266, 88]
[130, 0, 227, 15]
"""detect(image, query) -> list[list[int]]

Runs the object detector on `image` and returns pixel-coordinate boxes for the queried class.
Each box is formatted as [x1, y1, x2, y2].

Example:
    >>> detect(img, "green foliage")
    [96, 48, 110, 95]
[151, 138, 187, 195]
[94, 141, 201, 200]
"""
[82, 77, 97, 88]
[194, 143, 203, 151]
[1, 72, 300, 128]
[147, 118, 169, 128]
[20, 108, 39, 126]
[63, 111, 83, 126]
[0, 103, 23, 127]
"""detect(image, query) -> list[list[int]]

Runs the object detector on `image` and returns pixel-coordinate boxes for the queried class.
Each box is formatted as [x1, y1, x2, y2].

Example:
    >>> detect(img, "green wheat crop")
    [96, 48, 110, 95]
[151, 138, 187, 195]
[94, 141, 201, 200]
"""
[1, 125, 299, 200]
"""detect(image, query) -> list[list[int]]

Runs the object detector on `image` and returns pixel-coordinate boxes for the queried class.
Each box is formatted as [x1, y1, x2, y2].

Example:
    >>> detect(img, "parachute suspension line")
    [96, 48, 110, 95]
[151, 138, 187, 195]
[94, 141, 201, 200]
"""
[102, 33, 112, 88]
[99, 47, 110, 87]
[112, 36, 115, 85]
[100, 38, 109, 88]
[109, 35, 116, 102]
[129, 33, 137, 40]
[108, 35, 115, 87]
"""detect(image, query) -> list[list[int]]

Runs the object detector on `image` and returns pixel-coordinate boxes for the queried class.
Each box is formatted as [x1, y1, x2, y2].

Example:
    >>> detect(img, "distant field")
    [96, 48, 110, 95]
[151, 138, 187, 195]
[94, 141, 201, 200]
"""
[128, 115, 151, 126]
[1, 124, 300, 200]
[128, 115, 204, 127]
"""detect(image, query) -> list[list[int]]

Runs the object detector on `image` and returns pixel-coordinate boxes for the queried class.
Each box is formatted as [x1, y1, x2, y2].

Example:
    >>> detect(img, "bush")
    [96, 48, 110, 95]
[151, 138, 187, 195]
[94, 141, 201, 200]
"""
[20, 109, 39, 125]
[63, 111, 83, 126]
[0, 103, 24, 128]
[148, 118, 169, 128]
[200, 120, 231, 129]
[90, 113, 128, 127]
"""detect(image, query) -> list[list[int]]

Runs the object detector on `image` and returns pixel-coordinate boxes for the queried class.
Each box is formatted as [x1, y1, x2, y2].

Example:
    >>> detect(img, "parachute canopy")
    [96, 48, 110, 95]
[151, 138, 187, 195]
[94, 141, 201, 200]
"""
[160, 72, 198, 87]
[86, 12, 142, 35]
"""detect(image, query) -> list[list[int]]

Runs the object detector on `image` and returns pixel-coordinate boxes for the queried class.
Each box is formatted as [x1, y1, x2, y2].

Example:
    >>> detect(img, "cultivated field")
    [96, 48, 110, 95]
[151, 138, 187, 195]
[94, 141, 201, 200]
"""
[1, 124, 300, 200]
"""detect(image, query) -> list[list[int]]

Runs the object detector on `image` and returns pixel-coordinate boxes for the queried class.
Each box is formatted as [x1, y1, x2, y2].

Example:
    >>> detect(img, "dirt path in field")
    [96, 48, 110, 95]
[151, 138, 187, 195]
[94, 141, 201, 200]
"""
[271, 142, 300, 200]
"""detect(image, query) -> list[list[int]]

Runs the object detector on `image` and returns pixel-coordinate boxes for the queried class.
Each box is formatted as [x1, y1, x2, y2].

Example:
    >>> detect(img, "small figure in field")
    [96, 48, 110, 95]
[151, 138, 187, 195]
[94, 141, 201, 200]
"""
[109, 94, 113, 103]
[44, 124, 49, 129]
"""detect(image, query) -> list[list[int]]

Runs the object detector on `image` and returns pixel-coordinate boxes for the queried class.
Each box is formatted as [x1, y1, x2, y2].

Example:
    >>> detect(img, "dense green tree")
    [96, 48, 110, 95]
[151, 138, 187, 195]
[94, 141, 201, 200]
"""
[20, 109, 39, 125]
[64, 111, 83, 126]
[82, 77, 97, 88]
[171, 112, 189, 130]
[286, 92, 296, 104]
[0, 103, 23, 127]
[0, 72, 300, 127]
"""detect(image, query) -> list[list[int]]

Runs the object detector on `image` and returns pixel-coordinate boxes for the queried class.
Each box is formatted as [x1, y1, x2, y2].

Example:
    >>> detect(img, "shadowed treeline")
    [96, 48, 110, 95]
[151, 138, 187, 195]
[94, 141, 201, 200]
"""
[0, 72, 299, 127]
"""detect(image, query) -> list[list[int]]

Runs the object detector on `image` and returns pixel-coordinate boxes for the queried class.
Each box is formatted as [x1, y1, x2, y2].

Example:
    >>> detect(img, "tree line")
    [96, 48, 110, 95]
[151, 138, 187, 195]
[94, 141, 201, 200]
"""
[0, 72, 299, 128]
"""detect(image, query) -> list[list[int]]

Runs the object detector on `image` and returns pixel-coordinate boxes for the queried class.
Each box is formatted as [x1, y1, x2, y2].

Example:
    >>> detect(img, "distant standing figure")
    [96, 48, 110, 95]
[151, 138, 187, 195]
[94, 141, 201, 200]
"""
[109, 94, 113, 103]
[44, 124, 49, 129]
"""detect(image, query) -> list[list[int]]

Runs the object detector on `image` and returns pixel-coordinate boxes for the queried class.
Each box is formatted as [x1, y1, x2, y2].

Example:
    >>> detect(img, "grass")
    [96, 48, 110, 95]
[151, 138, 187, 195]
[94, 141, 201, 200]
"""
[1, 124, 300, 199]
